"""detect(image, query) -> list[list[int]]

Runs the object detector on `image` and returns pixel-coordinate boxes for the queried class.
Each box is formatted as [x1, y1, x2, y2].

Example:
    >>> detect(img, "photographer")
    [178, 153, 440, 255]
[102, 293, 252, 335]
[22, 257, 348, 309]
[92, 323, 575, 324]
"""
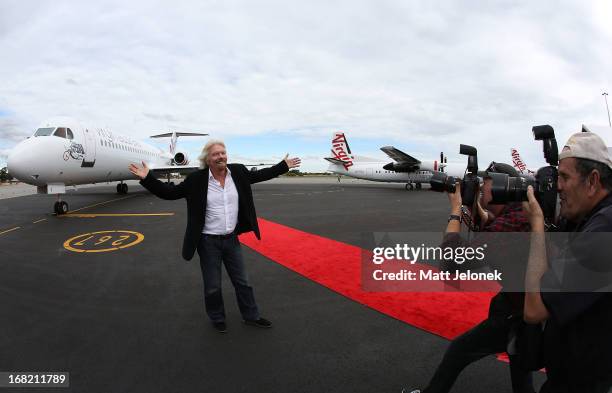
[522, 132, 612, 392]
[404, 163, 534, 393]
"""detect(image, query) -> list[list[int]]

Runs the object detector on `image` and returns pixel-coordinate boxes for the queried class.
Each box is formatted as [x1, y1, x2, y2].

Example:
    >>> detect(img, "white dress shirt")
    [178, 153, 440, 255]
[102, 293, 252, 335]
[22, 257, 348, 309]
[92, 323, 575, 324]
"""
[202, 168, 239, 235]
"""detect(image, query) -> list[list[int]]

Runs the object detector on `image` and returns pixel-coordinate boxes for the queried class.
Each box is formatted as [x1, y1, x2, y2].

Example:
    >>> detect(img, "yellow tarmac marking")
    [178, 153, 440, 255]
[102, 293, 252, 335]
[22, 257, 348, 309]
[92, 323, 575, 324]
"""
[64, 230, 145, 253]
[63, 213, 174, 218]
[67, 195, 137, 214]
[32, 218, 47, 224]
[0, 226, 21, 236]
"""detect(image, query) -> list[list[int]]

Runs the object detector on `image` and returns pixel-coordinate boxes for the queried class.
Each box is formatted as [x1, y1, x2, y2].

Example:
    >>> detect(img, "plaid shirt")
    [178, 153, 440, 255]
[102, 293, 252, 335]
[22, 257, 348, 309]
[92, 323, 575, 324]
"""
[482, 202, 531, 233]
[442, 202, 531, 314]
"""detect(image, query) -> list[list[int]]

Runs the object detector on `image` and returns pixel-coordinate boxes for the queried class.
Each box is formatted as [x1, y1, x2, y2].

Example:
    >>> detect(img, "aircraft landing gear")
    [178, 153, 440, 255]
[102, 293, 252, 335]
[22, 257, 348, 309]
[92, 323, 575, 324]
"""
[415, 183, 422, 190]
[54, 200, 68, 215]
[405, 183, 414, 190]
[116, 182, 128, 194]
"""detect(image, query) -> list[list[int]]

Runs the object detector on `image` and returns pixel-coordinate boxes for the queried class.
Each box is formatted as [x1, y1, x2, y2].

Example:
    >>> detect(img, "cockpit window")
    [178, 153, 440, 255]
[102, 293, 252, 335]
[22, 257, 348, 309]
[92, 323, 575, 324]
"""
[66, 128, 74, 139]
[54, 127, 67, 138]
[34, 127, 55, 137]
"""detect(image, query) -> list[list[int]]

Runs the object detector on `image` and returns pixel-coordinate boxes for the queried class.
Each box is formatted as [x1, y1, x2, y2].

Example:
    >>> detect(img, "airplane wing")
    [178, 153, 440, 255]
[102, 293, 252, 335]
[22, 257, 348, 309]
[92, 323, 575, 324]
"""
[148, 162, 273, 176]
[243, 163, 273, 167]
[148, 165, 200, 176]
[380, 146, 421, 165]
[150, 132, 209, 138]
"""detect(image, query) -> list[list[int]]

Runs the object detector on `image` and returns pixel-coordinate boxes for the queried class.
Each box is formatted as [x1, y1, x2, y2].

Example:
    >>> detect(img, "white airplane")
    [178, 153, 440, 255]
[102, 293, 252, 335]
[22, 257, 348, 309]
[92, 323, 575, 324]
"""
[324, 132, 466, 189]
[7, 117, 207, 214]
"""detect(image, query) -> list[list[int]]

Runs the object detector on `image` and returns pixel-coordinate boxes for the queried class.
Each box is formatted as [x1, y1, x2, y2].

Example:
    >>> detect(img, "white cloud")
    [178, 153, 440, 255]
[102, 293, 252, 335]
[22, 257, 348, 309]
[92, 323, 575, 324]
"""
[0, 0, 610, 171]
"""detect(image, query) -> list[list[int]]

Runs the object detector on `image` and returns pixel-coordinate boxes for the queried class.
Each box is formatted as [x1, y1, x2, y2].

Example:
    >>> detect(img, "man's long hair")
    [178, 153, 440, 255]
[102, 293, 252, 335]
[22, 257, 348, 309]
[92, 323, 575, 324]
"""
[198, 139, 226, 169]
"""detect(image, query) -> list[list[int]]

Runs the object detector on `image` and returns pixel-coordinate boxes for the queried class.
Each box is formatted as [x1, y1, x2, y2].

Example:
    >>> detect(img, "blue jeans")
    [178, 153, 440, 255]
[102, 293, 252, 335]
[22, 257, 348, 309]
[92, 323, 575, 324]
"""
[196, 234, 260, 323]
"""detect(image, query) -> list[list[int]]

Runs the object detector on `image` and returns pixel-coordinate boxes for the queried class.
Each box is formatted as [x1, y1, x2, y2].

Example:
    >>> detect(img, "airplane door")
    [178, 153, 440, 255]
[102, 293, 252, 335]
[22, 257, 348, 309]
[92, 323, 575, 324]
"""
[81, 128, 96, 167]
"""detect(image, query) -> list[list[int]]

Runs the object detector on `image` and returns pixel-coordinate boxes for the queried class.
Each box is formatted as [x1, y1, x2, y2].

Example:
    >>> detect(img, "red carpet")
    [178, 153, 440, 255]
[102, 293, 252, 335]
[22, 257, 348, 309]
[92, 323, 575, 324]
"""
[240, 218, 495, 339]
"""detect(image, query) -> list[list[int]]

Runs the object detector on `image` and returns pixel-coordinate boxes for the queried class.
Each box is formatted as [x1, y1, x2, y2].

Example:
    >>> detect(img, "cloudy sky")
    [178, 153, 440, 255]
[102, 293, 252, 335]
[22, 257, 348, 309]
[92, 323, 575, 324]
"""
[1, 0, 611, 171]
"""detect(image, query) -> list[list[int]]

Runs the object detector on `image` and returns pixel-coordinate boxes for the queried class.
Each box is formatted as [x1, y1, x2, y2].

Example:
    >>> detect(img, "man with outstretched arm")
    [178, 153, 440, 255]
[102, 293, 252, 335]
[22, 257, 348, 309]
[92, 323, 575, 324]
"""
[129, 139, 300, 333]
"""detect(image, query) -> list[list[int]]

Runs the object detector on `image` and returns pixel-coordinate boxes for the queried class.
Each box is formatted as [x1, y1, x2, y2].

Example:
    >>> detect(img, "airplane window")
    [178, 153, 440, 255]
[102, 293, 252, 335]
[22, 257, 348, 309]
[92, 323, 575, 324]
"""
[54, 128, 67, 138]
[66, 128, 74, 139]
[34, 127, 55, 136]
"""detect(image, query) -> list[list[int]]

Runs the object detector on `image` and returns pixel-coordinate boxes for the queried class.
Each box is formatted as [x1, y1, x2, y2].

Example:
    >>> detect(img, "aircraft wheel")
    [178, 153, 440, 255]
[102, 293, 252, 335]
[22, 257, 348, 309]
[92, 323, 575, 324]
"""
[54, 201, 68, 215]
[117, 183, 128, 194]
[405, 184, 410, 190]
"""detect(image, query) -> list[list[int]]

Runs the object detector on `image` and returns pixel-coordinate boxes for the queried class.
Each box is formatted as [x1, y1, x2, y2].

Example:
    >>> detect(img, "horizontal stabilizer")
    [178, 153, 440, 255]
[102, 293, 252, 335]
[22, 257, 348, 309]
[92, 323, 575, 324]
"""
[324, 157, 347, 165]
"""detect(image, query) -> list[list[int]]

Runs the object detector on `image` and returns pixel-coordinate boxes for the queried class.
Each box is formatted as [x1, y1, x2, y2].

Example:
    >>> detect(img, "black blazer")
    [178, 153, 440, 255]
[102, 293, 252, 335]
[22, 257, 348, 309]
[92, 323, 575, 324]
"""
[140, 160, 289, 260]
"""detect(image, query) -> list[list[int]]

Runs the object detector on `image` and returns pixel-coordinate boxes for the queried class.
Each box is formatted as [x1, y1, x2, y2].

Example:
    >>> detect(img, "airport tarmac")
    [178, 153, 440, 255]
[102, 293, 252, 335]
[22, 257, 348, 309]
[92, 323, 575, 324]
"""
[0, 178, 544, 393]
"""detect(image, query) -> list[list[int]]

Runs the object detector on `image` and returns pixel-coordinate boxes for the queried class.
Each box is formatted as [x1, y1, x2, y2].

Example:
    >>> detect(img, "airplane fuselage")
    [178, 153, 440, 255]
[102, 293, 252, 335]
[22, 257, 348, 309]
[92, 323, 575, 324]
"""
[8, 120, 171, 187]
[327, 161, 466, 183]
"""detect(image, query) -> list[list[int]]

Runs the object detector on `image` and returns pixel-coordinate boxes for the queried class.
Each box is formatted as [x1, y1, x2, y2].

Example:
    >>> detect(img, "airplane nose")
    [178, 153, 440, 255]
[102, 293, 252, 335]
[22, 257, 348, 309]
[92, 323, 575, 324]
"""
[7, 143, 27, 182]
[7, 138, 45, 185]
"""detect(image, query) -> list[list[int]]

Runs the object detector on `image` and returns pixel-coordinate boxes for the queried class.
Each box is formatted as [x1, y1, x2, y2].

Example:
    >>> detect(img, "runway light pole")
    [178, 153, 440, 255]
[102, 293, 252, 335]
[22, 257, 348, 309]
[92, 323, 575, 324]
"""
[604, 92, 611, 127]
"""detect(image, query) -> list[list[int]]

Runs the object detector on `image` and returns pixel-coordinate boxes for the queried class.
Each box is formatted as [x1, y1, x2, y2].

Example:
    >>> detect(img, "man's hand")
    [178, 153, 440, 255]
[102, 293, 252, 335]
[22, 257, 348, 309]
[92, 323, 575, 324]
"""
[448, 181, 462, 214]
[284, 154, 301, 169]
[476, 199, 491, 226]
[522, 185, 545, 232]
[129, 161, 150, 180]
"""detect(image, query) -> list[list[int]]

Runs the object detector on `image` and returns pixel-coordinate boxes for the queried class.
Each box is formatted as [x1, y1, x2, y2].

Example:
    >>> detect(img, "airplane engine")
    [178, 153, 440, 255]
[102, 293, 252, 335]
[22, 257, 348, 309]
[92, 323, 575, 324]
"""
[173, 152, 190, 166]
[383, 162, 419, 172]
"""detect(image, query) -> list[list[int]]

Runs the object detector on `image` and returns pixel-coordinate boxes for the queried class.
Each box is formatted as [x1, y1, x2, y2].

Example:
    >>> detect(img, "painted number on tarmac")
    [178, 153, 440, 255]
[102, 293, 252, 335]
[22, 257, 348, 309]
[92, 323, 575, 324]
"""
[64, 230, 144, 253]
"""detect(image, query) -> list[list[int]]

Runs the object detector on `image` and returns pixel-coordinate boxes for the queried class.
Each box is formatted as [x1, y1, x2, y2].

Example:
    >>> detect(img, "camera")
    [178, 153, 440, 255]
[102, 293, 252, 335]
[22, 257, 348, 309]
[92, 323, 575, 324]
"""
[430, 144, 480, 206]
[489, 125, 559, 224]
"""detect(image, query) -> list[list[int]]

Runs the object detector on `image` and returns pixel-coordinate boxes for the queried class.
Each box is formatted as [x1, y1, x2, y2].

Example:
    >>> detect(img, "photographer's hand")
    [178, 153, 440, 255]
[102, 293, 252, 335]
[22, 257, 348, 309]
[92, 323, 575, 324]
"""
[522, 185, 549, 323]
[446, 182, 462, 233]
[447, 181, 462, 215]
[476, 200, 492, 228]
[522, 186, 545, 232]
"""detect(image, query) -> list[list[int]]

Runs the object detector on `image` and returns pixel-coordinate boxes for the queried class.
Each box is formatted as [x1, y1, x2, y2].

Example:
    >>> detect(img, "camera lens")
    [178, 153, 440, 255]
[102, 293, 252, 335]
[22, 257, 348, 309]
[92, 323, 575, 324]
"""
[506, 176, 531, 202]
[490, 173, 535, 204]
[430, 172, 458, 193]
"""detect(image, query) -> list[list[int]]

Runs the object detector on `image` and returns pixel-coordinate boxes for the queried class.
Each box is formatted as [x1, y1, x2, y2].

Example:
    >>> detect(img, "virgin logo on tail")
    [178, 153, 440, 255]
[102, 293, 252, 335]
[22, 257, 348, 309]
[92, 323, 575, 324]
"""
[511, 148, 529, 173]
[331, 132, 354, 170]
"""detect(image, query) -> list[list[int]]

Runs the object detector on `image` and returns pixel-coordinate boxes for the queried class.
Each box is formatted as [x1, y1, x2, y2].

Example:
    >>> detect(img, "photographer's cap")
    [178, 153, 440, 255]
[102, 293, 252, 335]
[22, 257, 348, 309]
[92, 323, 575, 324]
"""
[559, 131, 612, 169]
